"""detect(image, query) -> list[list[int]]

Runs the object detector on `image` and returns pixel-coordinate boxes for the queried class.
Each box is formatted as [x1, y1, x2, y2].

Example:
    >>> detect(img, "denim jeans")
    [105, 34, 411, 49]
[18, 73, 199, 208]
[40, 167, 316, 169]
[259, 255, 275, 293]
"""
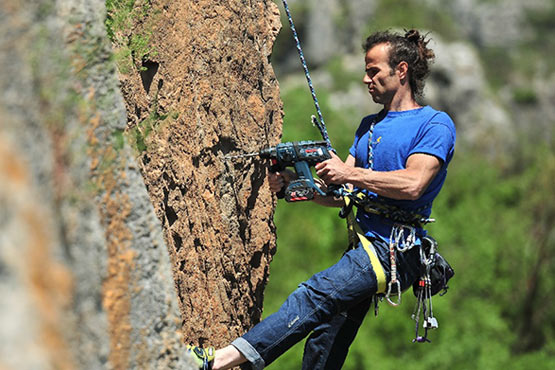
[232, 238, 422, 370]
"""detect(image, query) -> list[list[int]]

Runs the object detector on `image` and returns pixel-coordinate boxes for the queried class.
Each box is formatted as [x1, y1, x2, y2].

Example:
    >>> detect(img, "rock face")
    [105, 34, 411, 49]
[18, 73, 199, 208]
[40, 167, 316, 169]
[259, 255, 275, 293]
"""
[1, 0, 282, 368]
[110, 0, 283, 346]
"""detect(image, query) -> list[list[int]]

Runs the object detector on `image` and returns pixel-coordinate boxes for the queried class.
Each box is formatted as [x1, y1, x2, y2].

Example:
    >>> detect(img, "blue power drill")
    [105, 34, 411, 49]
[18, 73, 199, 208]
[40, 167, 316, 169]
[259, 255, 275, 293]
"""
[226, 140, 331, 202]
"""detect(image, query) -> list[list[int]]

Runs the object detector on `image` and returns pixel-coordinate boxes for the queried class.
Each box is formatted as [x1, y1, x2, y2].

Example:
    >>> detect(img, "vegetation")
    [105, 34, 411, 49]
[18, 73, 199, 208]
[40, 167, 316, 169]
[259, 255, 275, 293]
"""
[263, 1, 555, 368]
[128, 99, 179, 154]
[368, 0, 459, 41]
[105, 0, 158, 73]
[105, 0, 178, 154]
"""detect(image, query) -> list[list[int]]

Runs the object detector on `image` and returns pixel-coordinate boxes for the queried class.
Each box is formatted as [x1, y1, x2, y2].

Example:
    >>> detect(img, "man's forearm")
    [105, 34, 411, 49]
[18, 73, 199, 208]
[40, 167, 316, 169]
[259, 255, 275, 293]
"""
[346, 166, 427, 200]
[312, 193, 345, 207]
[315, 153, 440, 201]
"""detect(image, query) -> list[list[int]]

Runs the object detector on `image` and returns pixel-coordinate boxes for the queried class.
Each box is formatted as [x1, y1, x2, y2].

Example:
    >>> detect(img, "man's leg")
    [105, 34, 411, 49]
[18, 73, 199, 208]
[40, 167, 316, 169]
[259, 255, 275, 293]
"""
[232, 245, 379, 369]
[212, 346, 246, 370]
[190, 297, 373, 370]
[299, 238, 422, 370]
[301, 297, 372, 370]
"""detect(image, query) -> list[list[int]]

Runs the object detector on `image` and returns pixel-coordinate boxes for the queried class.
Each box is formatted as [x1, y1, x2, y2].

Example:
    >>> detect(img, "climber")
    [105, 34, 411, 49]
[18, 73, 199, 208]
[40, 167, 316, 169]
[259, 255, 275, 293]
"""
[187, 29, 456, 370]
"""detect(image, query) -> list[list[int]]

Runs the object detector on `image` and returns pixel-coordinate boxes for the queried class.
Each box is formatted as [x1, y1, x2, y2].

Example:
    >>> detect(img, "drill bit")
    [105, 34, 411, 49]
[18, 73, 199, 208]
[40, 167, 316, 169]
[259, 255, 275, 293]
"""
[223, 152, 259, 160]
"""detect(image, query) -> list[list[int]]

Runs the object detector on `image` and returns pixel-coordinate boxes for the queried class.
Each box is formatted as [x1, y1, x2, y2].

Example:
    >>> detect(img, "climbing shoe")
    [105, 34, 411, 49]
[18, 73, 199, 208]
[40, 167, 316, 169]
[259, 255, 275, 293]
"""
[186, 344, 215, 370]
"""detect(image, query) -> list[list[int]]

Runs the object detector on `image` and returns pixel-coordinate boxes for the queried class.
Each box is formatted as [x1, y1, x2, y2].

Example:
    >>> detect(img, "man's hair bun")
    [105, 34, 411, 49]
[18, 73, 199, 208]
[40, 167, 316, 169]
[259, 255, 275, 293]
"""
[404, 29, 421, 43]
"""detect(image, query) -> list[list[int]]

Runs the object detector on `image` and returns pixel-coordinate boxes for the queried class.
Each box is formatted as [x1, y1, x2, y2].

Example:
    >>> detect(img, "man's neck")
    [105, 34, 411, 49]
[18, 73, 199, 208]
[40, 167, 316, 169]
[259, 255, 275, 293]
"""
[384, 90, 421, 112]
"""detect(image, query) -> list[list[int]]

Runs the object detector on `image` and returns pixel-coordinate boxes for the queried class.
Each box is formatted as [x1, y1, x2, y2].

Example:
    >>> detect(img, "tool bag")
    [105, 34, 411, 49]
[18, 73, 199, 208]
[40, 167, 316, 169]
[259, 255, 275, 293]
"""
[413, 236, 454, 297]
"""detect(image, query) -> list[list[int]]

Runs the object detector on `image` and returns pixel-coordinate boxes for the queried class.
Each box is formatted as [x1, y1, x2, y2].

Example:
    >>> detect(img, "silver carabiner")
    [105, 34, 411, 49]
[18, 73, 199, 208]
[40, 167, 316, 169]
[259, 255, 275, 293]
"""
[386, 279, 402, 306]
[392, 224, 416, 252]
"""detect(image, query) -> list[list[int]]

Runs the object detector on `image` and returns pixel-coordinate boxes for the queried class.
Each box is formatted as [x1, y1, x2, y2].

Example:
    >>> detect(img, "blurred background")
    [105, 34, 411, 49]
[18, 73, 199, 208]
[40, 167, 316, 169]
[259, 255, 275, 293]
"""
[264, 0, 554, 369]
[1, 0, 553, 369]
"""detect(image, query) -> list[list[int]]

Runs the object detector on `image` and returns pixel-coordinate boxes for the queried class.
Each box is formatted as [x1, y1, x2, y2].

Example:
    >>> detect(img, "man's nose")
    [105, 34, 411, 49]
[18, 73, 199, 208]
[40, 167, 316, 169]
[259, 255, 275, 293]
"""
[363, 73, 371, 84]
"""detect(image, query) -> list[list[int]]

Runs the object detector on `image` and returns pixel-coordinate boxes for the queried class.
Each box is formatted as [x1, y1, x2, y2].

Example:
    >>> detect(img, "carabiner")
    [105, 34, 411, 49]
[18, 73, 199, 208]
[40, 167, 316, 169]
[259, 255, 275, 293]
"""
[386, 279, 402, 306]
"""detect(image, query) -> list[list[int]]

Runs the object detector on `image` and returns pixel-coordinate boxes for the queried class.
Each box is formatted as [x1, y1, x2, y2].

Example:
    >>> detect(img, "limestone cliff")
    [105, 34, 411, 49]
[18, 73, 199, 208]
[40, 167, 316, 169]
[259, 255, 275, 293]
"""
[108, 0, 283, 346]
[0, 0, 282, 368]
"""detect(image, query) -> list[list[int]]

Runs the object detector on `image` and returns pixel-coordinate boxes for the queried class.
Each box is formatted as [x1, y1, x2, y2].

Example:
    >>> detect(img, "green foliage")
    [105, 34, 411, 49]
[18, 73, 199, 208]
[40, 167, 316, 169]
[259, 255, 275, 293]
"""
[525, 1, 555, 75]
[325, 57, 362, 93]
[368, 0, 459, 41]
[111, 129, 126, 151]
[128, 102, 177, 154]
[513, 87, 539, 105]
[479, 0, 555, 99]
[481, 46, 516, 90]
[105, 0, 136, 41]
[105, 0, 158, 73]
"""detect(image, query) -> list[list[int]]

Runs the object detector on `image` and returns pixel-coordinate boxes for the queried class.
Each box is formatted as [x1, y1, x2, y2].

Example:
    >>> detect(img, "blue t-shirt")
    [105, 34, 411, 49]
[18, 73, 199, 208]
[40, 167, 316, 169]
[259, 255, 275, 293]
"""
[348, 105, 456, 241]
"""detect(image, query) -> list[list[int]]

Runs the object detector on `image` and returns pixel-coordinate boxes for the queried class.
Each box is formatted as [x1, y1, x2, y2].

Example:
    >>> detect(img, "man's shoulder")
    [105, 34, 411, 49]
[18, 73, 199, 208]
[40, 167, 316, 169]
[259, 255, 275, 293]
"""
[423, 106, 456, 132]
[355, 113, 379, 135]
[423, 105, 451, 120]
[361, 112, 380, 123]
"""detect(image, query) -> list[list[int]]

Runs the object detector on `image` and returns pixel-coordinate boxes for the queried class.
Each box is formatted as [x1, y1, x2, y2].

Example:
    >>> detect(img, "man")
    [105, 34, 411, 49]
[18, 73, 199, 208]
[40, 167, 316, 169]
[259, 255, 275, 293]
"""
[188, 29, 456, 370]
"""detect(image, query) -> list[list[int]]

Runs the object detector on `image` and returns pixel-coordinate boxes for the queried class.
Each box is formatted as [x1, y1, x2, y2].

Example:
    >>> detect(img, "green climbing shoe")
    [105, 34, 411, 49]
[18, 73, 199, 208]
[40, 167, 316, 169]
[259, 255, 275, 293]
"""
[186, 345, 215, 370]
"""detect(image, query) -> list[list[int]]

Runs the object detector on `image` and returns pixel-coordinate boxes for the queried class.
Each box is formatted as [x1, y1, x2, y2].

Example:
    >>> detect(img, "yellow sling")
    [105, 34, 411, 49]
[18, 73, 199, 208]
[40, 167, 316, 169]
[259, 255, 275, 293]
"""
[344, 197, 387, 294]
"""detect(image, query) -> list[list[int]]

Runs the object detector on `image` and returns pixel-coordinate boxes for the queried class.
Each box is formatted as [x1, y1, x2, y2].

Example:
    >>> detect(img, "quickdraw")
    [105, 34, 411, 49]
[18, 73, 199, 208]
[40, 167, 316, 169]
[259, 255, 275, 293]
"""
[411, 237, 440, 343]
[386, 224, 417, 306]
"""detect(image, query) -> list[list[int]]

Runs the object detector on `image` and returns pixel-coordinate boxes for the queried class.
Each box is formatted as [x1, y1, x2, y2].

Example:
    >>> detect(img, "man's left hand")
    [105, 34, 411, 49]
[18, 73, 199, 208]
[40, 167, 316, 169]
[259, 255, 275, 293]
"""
[315, 152, 353, 185]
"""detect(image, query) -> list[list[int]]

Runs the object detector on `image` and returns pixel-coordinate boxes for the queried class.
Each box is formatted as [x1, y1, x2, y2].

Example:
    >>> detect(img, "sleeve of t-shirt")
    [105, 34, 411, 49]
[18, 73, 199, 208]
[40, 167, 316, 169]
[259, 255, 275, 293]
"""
[408, 115, 456, 164]
[349, 138, 358, 158]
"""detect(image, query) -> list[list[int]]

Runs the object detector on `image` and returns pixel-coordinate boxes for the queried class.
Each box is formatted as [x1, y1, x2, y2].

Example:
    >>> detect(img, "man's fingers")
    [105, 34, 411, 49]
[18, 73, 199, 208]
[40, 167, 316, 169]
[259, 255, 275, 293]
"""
[268, 171, 286, 193]
[315, 163, 329, 178]
[316, 162, 337, 185]
[329, 151, 340, 159]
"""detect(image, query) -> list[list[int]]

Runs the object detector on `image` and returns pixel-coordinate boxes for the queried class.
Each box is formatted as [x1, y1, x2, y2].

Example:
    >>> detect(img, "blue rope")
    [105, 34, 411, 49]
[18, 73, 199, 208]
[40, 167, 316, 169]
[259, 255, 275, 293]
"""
[281, 0, 333, 152]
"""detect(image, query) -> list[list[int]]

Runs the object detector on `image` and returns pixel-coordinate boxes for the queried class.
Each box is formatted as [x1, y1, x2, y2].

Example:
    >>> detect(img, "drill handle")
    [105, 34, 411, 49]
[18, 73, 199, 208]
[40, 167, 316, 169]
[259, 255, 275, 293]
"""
[293, 161, 326, 197]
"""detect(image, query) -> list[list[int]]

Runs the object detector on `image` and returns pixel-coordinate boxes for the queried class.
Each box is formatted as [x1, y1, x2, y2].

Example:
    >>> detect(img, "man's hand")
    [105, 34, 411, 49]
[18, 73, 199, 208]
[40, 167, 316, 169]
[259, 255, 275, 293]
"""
[267, 169, 296, 193]
[315, 152, 354, 185]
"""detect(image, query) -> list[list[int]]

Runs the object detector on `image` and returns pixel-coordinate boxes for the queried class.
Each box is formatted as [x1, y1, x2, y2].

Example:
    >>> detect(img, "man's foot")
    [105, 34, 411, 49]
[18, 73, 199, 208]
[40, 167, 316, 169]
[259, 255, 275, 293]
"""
[186, 345, 215, 370]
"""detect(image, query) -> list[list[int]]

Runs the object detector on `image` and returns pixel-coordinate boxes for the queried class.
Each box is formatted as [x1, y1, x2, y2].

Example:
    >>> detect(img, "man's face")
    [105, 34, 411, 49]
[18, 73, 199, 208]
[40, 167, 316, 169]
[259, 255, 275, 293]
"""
[363, 43, 401, 105]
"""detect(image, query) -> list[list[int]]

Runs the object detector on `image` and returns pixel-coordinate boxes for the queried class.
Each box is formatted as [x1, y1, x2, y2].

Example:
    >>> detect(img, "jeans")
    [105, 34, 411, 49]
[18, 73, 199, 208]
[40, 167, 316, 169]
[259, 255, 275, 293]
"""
[232, 238, 422, 370]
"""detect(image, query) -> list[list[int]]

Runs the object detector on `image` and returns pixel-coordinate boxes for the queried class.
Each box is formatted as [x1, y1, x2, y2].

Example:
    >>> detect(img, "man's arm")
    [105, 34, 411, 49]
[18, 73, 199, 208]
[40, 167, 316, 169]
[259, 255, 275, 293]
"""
[315, 152, 442, 201]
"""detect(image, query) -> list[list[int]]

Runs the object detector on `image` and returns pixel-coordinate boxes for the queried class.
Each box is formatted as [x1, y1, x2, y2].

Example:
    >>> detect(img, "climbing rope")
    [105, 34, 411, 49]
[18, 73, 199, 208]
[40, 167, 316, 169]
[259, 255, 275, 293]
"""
[281, 0, 333, 151]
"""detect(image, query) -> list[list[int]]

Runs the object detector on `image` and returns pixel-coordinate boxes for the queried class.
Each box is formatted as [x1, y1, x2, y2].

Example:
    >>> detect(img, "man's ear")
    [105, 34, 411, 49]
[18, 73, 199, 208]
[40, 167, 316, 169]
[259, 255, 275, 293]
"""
[396, 61, 409, 81]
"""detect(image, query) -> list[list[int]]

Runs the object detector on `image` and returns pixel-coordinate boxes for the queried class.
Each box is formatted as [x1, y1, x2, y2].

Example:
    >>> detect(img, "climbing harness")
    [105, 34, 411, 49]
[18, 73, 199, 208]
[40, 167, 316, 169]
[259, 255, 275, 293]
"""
[344, 196, 387, 295]
[341, 188, 435, 227]
[280, 0, 333, 151]
[341, 186, 453, 343]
